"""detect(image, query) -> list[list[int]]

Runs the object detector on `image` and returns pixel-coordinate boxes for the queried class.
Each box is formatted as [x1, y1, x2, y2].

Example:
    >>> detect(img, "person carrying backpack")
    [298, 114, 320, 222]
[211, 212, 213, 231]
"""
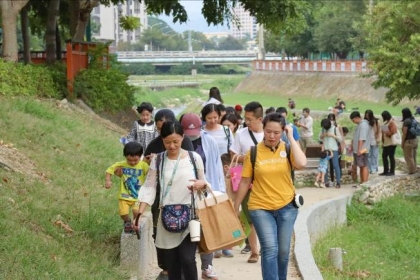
[401, 108, 419, 174]
[233, 113, 307, 280]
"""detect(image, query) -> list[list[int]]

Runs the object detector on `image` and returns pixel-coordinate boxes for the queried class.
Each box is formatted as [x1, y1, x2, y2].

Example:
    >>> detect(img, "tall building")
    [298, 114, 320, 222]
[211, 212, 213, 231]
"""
[229, 5, 258, 40]
[91, 1, 148, 46]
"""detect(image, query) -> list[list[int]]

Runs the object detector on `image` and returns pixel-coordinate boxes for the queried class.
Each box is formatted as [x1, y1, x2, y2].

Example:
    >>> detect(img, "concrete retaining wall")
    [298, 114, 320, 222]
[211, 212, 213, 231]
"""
[120, 212, 156, 279]
[294, 194, 352, 280]
[294, 172, 420, 280]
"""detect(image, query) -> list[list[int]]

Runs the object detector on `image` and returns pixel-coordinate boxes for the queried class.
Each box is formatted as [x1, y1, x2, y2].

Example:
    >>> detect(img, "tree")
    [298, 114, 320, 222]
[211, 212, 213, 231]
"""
[45, 0, 61, 64]
[72, 0, 99, 41]
[182, 30, 216, 51]
[312, 1, 365, 59]
[218, 35, 245, 50]
[0, 0, 30, 61]
[363, 1, 420, 104]
[20, 4, 31, 64]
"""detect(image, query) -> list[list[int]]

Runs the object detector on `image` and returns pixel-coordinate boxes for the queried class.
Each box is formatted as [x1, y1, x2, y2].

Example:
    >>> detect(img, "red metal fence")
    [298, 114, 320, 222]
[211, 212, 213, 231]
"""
[66, 41, 109, 97]
[20, 41, 109, 97]
[253, 60, 370, 73]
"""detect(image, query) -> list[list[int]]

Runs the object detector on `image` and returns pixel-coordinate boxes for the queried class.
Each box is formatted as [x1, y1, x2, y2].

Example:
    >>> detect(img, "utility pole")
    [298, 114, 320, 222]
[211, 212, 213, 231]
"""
[188, 29, 192, 53]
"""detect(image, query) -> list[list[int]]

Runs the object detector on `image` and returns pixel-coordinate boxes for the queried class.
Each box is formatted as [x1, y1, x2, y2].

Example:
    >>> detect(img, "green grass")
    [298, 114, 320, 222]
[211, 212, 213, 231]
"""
[0, 97, 127, 279]
[313, 195, 420, 279]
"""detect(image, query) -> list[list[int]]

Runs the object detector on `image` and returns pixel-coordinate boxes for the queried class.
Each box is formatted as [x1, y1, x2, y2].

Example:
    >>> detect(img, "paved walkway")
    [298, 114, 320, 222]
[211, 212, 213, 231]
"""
[208, 183, 357, 280]
[141, 164, 415, 280]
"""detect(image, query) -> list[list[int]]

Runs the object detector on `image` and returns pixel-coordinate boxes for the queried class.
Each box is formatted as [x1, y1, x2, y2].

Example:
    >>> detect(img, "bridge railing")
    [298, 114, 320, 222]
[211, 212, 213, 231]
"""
[117, 50, 270, 58]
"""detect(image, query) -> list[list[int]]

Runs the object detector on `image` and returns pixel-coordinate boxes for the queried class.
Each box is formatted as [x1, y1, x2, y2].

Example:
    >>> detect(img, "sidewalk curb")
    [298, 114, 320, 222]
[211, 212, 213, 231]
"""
[294, 194, 353, 280]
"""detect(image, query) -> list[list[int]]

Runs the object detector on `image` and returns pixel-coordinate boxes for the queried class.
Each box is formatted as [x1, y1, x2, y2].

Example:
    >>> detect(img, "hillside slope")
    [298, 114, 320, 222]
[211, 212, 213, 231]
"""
[235, 71, 397, 104]
[0, 97, 131, 279]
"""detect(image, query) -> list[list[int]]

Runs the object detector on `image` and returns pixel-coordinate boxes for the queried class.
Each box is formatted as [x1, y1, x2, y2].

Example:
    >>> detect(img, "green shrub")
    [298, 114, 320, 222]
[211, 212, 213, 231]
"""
[0, 59, 60, 98]
[74, 67, 135, 113]
[45, 62, 68, 99]
[73, 47, 136, 113]
[121, 63, 156, 75]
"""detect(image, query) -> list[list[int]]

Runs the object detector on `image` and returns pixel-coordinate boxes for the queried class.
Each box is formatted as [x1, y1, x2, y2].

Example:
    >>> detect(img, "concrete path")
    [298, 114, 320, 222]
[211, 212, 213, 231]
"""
[139, 181, 359, 280]
[208, 183, 357, 280]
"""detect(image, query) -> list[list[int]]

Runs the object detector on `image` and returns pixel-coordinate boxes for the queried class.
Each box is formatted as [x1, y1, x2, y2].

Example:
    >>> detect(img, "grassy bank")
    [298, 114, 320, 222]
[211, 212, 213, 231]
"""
[313, 195, 420, 279]
[0, 97, 128, 279]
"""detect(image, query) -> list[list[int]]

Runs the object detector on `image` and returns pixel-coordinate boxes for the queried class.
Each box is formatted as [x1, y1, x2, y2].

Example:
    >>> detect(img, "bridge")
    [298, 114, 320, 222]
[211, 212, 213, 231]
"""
[116, 50, 282, 64]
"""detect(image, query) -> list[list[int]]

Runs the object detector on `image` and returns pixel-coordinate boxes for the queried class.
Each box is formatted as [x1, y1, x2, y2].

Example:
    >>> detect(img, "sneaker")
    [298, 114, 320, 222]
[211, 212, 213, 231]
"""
[314, 182, 320, 188]
[247, 253, 259, 263]
[202, 265, 218, 280]
[319, 183, 326, 188]
[222, 249, 233, 258]
[240, 245, 251, 254]
[214, 250, 222, 258]
[124, 219, 134, 234]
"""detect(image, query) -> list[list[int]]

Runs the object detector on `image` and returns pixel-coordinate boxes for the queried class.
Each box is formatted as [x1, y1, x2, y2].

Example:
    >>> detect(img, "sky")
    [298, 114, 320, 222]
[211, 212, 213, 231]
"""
[158, 1, 229, 33]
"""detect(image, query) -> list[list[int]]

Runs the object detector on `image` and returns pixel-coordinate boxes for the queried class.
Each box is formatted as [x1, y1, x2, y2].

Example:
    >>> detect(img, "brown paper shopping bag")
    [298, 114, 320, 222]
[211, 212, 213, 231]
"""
[197, 188, 246, 254]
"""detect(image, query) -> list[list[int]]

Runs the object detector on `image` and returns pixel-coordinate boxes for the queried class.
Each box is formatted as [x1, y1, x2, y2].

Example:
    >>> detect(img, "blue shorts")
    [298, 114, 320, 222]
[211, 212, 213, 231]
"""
[318, 167, 327, 173]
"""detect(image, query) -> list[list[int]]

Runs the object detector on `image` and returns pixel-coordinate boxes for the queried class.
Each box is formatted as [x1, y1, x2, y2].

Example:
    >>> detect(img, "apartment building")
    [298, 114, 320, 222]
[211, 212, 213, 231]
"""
[91, 1, 148, 45]
[229, 5, 258, 40]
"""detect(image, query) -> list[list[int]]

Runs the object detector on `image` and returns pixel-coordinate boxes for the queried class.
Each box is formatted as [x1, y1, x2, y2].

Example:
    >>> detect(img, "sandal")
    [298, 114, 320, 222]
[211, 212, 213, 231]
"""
[124, 219, 134, 234]
[247, 253, 259, 263]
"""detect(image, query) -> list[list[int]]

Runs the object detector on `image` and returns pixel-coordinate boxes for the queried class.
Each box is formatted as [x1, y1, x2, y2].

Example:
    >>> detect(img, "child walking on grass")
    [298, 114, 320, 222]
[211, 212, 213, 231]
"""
[105, 142, 149, 234]
[315, 150, 332, 188]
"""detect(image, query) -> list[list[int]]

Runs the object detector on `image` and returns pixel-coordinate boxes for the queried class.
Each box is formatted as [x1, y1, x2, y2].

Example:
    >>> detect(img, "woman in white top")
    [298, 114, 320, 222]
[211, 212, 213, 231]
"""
[365, 110, 381, 174]
[320, 118, 343, 188]
[202, 86, 223, 107]
[136, 121, 209, 280]
[201, 103, 234, 156]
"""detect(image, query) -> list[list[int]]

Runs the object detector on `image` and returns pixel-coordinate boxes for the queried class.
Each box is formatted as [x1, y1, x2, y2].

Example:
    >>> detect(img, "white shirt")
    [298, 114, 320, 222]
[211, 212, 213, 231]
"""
[230, 127, 264, 155]
[203, 125, 234, 156]
[138, 152, 207, 249]
[299, 115, 313, 138]
[202, 97, 221, 107]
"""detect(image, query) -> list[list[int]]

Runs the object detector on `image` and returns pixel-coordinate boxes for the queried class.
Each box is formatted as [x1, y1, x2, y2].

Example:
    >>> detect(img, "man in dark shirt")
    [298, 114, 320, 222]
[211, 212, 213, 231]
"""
[143, 109, 193, 161]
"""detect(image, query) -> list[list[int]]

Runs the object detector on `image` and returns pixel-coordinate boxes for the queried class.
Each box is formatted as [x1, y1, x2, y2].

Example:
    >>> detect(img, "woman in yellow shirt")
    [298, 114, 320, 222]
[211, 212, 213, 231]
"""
[234, 113, 307, 280]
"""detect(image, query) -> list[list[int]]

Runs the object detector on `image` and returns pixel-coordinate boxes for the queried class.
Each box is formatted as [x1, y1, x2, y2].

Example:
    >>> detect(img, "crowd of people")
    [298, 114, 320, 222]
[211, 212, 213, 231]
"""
[103, 87, 419, 280]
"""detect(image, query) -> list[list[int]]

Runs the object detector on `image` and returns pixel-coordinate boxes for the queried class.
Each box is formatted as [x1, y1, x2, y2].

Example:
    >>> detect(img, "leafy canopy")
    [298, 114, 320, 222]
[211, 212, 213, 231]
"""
[145, 0, 307, 31]
[364, 1, 420, 104]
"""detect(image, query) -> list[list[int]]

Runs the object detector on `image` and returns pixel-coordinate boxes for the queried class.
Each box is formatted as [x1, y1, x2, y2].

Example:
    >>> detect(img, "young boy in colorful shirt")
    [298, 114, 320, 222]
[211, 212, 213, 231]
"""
[105, 142, 149, 233]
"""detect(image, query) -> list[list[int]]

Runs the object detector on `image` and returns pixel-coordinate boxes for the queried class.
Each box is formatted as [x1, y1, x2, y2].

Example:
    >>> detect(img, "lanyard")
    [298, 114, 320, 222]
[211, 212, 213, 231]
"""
[159, 150, 182, 206]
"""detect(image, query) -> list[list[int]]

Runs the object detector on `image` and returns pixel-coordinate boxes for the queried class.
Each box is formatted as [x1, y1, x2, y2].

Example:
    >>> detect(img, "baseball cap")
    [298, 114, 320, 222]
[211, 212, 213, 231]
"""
[235, 104, 242, 111]
[181, 113, 202, 137]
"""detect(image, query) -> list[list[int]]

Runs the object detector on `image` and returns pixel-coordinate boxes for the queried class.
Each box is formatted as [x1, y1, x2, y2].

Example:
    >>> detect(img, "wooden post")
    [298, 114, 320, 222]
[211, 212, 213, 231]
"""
[329, 248, 343, 271]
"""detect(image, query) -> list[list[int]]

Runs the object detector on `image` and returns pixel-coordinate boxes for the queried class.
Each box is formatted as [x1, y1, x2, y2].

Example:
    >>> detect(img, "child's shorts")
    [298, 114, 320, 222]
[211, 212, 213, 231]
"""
[119, 199, 139, 216]
[318, 167, 327, 173]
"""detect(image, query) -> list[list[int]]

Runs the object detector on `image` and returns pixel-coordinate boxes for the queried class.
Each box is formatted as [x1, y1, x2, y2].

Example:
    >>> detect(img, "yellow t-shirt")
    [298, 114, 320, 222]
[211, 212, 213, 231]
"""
[106, 161, 149, 201]
[242, 142, 295, 210]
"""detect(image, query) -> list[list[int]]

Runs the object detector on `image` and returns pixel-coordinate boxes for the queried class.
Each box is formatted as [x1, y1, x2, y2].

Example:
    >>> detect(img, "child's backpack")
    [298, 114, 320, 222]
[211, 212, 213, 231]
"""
[250, 142, 294, 183]
[409, 118, 420, 136]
